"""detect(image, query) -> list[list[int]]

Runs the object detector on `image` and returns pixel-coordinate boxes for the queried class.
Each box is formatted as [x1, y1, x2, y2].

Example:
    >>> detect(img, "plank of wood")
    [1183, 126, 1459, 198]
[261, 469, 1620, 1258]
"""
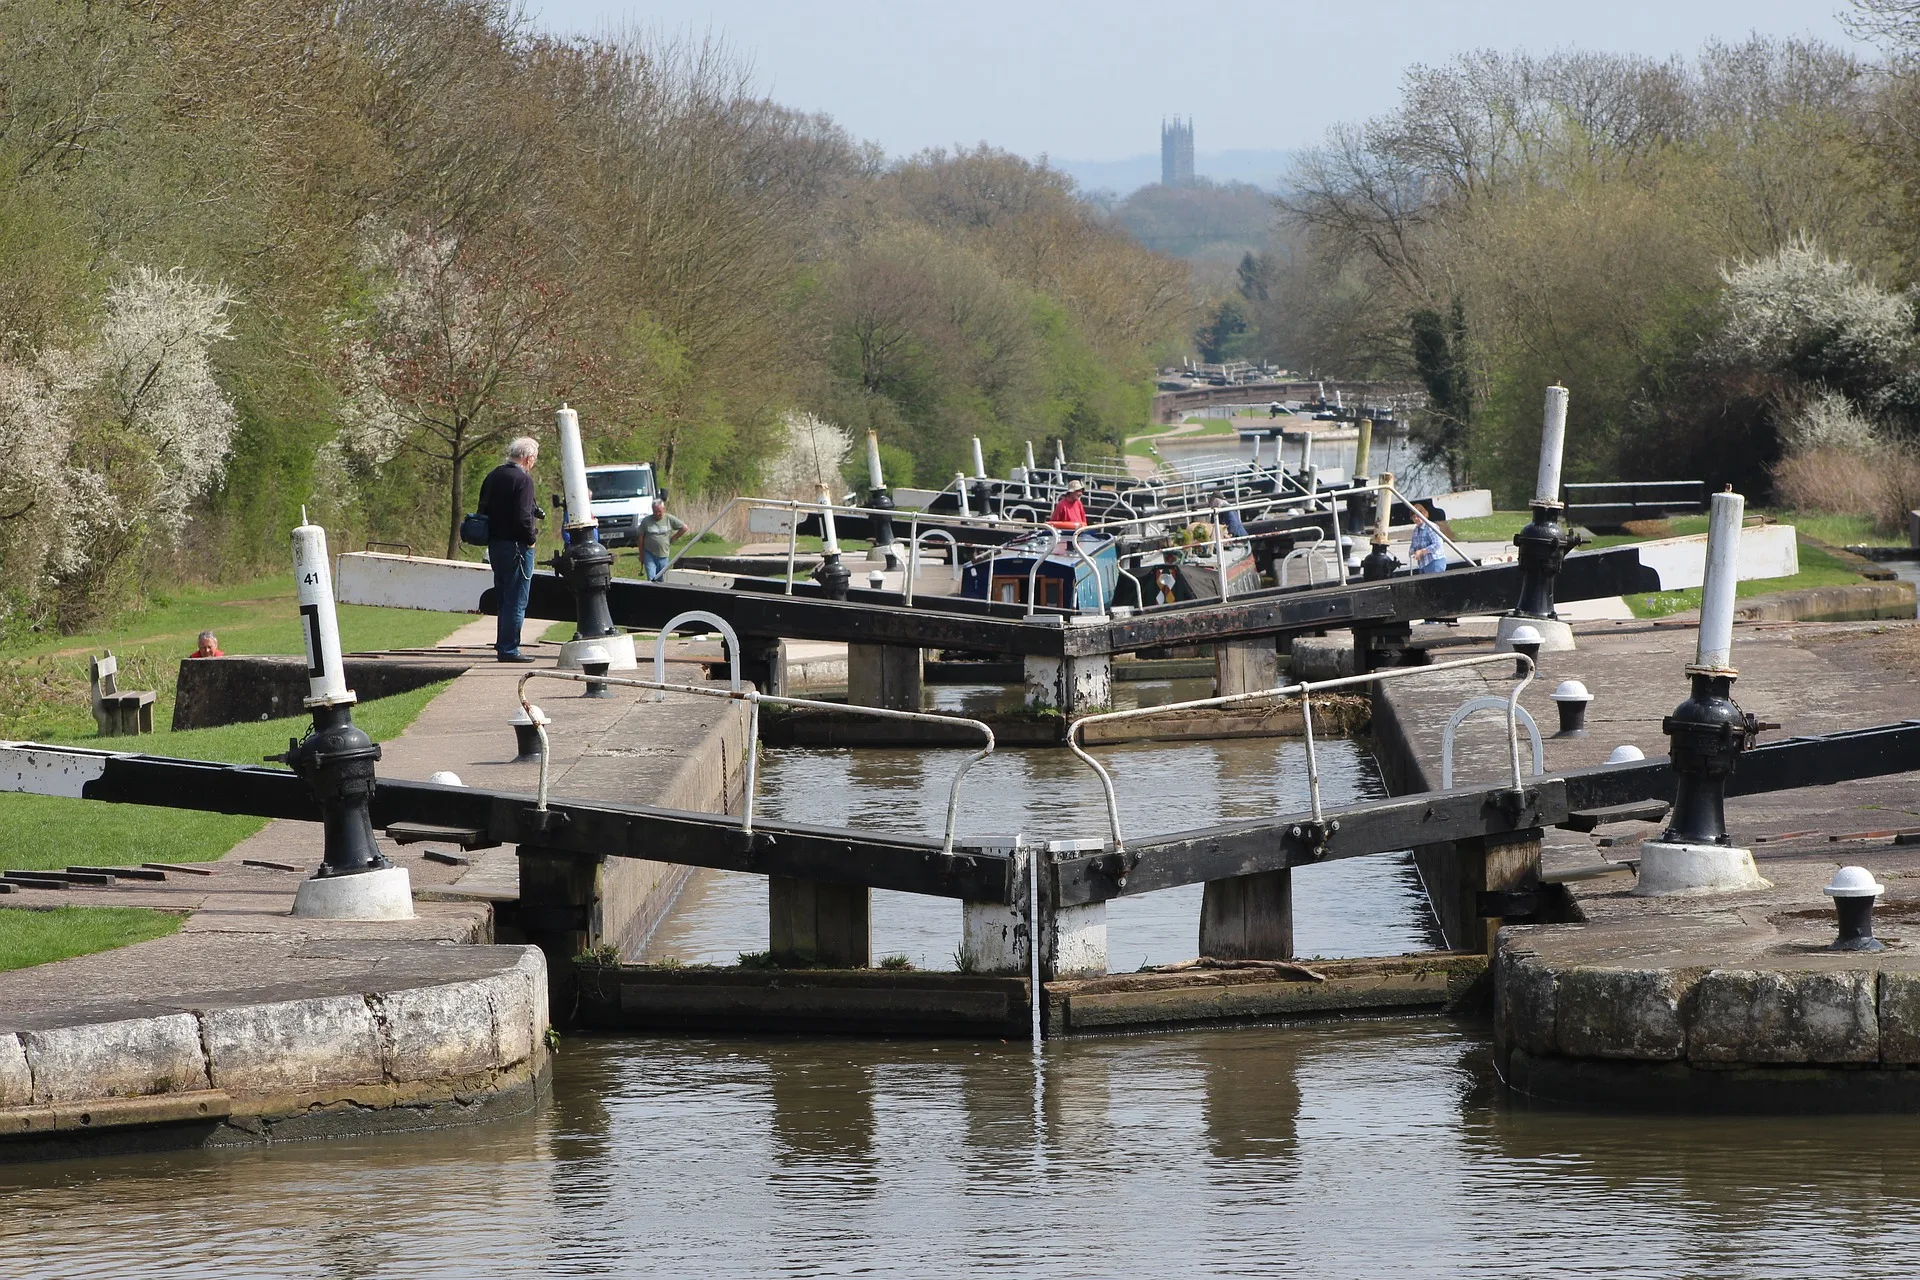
[241, 859, 302, 872]
[144, 863, 215, 876]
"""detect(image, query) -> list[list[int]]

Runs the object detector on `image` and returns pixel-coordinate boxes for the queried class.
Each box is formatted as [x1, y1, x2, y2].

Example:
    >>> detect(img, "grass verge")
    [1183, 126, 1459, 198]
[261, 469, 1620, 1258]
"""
[1624, 541, 1865, 618]
[0, 906, 184, 972]
[0, 681, 450, 873]
[0, 573, 465, 740]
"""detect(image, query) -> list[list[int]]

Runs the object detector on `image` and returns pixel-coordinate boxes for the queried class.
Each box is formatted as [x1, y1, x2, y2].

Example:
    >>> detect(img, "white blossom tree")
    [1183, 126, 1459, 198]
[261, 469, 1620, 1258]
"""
[1713, 238, 1915, 380]
[761, 410, 852, 499]
[0, 267, 238, 626]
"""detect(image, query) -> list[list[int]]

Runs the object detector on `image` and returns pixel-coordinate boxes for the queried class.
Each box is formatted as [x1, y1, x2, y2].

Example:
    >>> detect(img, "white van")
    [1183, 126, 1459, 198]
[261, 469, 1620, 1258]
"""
[580, 463, 662, 548]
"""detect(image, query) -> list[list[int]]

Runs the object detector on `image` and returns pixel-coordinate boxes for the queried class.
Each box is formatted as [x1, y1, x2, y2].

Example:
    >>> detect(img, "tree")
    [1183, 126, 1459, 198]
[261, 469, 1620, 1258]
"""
[335, 227, 572, 557]
[1409, 299, 1472, 488]
[1195, 298, 1248, 364]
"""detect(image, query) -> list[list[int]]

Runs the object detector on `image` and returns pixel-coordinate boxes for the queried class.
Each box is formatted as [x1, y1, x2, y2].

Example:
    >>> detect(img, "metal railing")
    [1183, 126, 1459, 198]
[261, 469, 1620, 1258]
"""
[662, 495, 1036, 588]
[515, 671, 995, 854]
[1064, 652, 1536, 853]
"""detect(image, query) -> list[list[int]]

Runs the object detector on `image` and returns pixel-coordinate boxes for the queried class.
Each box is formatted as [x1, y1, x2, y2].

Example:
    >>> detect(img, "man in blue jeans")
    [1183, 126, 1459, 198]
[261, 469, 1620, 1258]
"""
[480, 436, 541, 662]
[636, 496, 687, 581]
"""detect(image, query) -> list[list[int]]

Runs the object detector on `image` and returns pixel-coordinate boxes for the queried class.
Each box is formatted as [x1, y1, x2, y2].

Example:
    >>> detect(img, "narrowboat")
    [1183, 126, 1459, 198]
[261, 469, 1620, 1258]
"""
[960, 527, 1120, 610]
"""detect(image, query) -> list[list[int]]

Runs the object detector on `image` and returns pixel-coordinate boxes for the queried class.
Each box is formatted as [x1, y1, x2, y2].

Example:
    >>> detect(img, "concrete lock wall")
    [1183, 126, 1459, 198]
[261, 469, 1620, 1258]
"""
[589, 697, 755, 958]
[172, 655, 475, 730]
[0, 948, 549, 1149]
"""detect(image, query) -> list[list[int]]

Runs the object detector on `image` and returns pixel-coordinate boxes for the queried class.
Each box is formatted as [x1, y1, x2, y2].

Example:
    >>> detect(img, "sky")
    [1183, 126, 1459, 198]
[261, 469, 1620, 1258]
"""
[529, 0, 1872, 170]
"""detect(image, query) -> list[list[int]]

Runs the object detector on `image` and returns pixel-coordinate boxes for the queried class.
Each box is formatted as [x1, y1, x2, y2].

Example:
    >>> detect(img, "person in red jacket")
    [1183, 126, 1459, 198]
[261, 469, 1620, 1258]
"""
[1049, 479, 1087, 528]
[187, 630, 223, 658]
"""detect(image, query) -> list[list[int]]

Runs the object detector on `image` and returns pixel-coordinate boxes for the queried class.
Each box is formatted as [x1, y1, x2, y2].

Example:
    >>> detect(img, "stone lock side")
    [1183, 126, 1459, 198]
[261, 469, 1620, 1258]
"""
[0, 946, 550, 1147]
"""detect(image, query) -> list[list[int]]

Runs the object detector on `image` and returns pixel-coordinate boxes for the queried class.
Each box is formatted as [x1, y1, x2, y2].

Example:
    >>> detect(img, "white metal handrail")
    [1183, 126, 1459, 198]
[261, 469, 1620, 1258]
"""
[1064, 652, 1536, 853]
[1443, 697, 1545, 788]
[1279, 533, 1332, 588]
[652, 611, 742, 697]
[902, 527, 961, 607]
[516, 671, 995, 853]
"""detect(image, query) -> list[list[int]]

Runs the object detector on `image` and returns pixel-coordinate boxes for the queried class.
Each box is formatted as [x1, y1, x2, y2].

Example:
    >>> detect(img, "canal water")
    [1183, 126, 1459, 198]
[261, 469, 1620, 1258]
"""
[646, 681, 1436, 969]
[9, 714, 1920, 1277]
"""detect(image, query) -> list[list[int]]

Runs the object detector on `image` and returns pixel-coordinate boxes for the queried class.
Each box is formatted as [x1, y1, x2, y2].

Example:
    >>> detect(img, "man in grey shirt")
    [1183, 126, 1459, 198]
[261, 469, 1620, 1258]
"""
[637, 498, 687, 581]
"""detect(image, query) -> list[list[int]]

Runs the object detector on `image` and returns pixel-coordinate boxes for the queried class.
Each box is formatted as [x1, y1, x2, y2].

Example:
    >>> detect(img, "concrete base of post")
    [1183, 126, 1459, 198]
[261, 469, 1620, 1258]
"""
[558, 632, 637, 671]
[847, 643, 923, 710]
[1214, 638, 1279, 697]
[1632, 841, 1772, 897]
[1495, 615, 1574, 654]
[768, 875, 871, 967]
[1198, 869, 1292, 960]
[290, 866, 414, 921]
[1023, 653, 1112, 714]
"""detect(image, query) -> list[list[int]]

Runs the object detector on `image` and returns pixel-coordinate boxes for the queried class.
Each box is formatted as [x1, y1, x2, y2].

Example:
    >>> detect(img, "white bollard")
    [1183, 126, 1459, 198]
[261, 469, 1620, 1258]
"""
[817, 483, 840, 555]
[971, 436, 987, 479]
[1694, 489, 1745, 673]
[1372, 471, 1394, 544]
[292, 516, 353, 708]
[1536, 384, 1569, 506]
[556, 404, 593, 529]
[955, 472, 971, 518]
[1025, 440, 1037, 473]
[866, 429, 885, 491]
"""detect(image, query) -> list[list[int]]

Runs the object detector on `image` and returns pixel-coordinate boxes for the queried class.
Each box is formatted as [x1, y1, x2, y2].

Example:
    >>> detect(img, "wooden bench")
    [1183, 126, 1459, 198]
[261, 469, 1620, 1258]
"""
[90, 651, 156, 737]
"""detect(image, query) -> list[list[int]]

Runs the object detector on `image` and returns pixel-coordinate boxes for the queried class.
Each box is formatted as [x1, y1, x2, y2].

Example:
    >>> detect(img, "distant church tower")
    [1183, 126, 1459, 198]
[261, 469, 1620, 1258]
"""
[1161, 117, 1195, 187]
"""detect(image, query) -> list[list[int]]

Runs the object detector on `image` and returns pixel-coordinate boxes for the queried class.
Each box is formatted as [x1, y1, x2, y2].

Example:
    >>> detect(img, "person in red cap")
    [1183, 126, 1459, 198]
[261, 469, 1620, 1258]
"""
[1049, 479, 1087, 529]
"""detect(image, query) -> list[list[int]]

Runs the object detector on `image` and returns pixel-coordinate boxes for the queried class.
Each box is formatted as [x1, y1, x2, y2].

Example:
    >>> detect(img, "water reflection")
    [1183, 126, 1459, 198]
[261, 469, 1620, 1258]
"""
[10, 1024, 1920, 1276]
[644, 734, 1439, 969]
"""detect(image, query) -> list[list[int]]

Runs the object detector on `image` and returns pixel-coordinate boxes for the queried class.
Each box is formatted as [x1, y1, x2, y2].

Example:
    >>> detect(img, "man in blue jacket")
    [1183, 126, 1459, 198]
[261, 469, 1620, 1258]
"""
[481, 437, 540, 663]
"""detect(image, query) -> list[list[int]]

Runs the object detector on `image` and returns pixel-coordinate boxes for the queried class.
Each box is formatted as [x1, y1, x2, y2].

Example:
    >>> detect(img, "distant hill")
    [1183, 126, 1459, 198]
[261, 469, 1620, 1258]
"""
[1107, 179, 1278, 273]
[1052, 148, 1298, 197]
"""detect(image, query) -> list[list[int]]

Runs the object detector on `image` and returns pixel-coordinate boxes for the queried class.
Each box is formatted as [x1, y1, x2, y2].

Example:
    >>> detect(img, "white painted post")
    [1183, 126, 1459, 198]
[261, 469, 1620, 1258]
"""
[1536, 384, 1569, 506]
[1025, 440, 1037, 473]
[292, 516, 352, 707]
[866, 429, 885, 491]
[955, 472, 972, 518]
[1695, 489, 1745, 673]
[971, 437, 987, 479]
[556, 404, 593, 529]
[1054, 438, 1067, 471]
[1372, 471, 1394, 545]
[1353, 417, 1372, 479]
[817, 483, 841, 555]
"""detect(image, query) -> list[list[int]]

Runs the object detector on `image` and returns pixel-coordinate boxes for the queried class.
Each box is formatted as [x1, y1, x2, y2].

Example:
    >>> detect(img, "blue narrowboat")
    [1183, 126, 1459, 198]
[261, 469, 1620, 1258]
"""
[961, 528, 1119, 610]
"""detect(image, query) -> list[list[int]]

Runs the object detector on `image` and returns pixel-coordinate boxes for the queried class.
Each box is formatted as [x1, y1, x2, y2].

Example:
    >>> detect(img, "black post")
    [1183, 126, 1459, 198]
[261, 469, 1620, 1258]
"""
[275, 703, 388, 876]
[1659, 673, 1763, 846]
[554, 527, 618, 640]
[815, 552, 852, 600]
[1510, 501, 1578, 622]
[868, 487, 900, 570]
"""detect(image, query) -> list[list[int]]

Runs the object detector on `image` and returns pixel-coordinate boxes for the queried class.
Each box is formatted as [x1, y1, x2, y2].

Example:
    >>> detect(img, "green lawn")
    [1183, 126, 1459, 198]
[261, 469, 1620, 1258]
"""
[1444, 509, 1869, 619]
[0, 573, 464, 741]
[0, 681, 449, 873]
[0, 906, 184, 972]
[1623, 541, 1865, 618]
